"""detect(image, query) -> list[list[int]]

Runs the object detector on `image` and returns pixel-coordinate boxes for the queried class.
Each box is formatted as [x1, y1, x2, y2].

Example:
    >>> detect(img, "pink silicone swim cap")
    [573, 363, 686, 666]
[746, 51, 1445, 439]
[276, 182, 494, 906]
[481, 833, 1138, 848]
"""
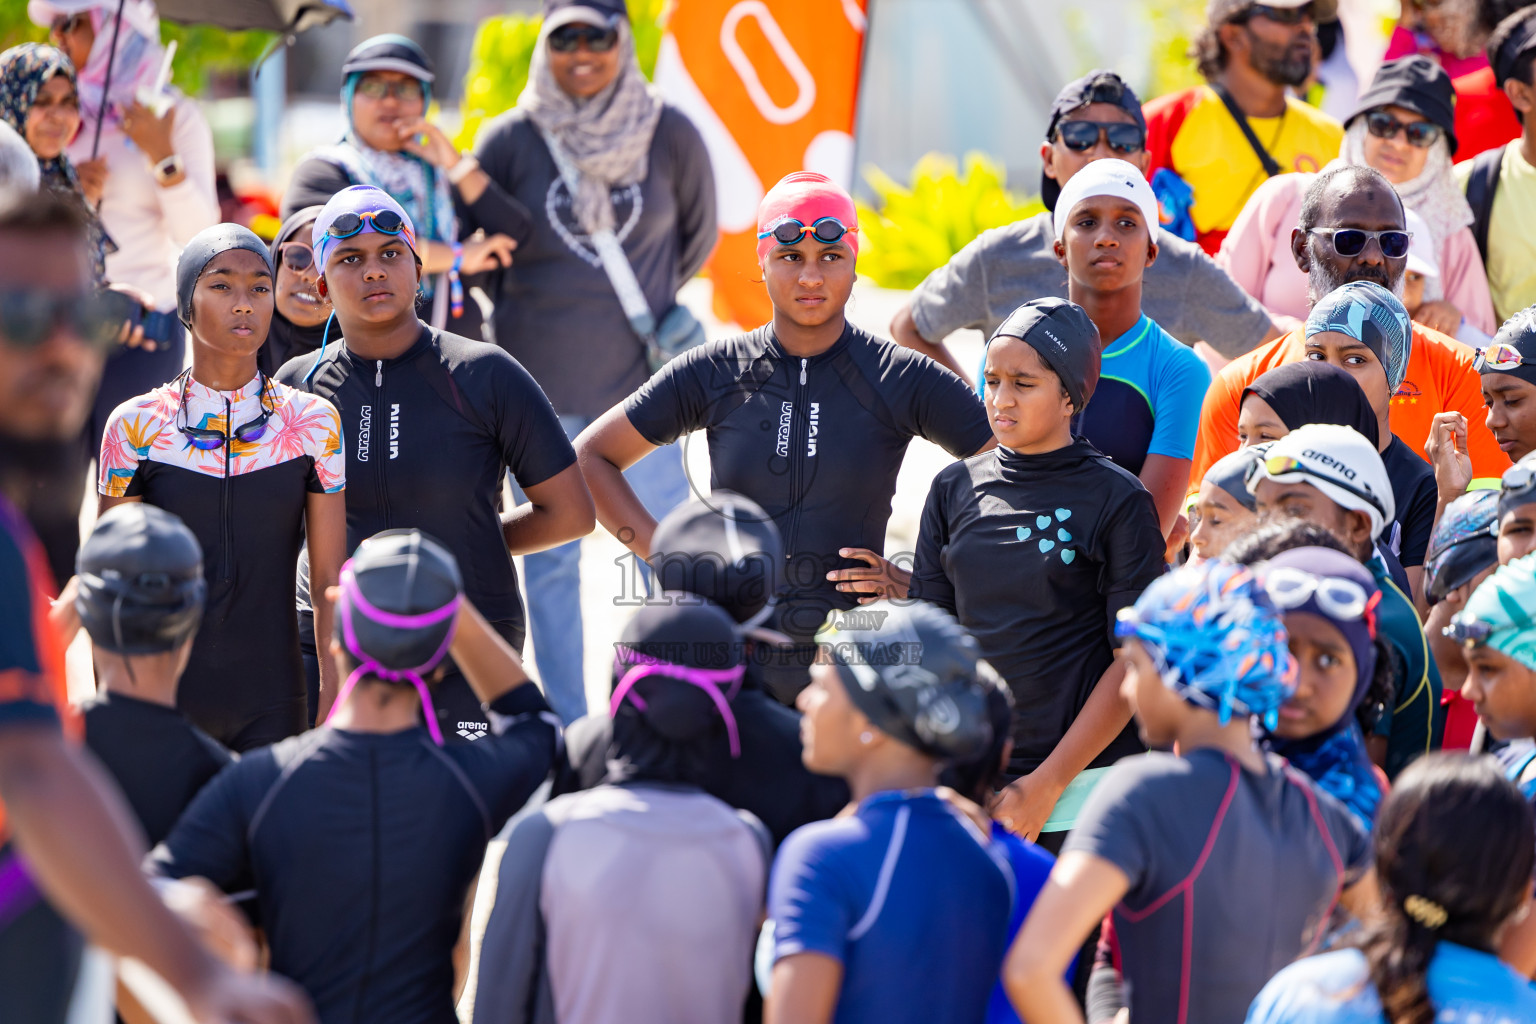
[755, 171, 859, 261]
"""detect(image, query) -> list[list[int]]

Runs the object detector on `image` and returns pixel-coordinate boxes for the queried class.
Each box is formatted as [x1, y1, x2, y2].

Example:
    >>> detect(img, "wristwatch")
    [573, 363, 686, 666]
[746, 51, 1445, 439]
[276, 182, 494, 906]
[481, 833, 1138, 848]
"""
[152, 154, 184, 186]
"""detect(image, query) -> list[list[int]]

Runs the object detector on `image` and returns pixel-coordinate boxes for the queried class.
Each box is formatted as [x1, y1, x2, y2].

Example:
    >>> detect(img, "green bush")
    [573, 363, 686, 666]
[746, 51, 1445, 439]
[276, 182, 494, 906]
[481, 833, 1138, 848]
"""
[854, 152, 1043, 291]
[455, 0, 664, 151]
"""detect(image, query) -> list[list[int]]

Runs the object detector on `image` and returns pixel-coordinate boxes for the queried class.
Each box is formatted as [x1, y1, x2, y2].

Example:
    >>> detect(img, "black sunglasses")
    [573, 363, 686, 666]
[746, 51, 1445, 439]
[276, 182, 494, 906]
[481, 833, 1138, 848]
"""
[278, 242, 314, 272]
[1244, 3, 1316, 25]
[0, 290, 120, 350]
[1054, 120, 1146, 155]
[1307, 227, 1413, 259]
[176, 370, 274, 451]
[1364, 110, 1442, 149]
[548, 24, 619, 53]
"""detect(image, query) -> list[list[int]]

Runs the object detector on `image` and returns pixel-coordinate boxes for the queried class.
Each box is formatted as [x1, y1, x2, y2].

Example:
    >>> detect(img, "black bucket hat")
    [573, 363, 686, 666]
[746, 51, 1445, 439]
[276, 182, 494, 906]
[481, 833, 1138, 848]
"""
[1346, 55, 1458, 157]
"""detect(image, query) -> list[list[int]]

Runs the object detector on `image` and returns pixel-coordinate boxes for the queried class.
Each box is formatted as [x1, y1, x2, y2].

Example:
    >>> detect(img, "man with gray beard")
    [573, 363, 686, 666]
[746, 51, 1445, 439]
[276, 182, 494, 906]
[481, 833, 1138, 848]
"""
[1187, 163, 1510, 592]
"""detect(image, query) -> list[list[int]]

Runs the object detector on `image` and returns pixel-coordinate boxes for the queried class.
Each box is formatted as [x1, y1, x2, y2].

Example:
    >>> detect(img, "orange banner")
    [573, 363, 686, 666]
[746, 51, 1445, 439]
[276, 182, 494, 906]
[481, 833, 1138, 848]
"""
[656, 0, 868, 329]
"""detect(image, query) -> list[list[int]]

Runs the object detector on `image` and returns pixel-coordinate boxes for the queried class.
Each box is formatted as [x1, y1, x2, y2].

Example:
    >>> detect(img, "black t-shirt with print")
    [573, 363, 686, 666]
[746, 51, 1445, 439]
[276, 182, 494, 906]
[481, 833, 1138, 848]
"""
[911, 440, 1166, 775]
[624, 322, 993, 642]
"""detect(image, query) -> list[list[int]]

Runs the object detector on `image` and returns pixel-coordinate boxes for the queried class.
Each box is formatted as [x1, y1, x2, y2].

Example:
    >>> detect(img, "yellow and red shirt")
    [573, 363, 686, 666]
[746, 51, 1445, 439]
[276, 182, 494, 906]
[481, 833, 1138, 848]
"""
[1145, 85, 1344, 254]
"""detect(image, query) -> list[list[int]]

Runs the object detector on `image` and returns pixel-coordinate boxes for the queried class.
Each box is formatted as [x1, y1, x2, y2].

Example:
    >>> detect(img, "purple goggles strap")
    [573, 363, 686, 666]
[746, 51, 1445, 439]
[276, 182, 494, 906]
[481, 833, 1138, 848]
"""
[609, 648, 746, 758]
[324, 564, 461, 746]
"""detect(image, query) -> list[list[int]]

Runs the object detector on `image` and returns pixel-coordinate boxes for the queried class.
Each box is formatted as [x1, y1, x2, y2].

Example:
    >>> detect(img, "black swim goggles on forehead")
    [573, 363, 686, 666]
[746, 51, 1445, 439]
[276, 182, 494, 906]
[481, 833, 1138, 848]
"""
[0, 290, 122, 350]
[1475, 343, 1526, 373]
[1053, 120, 1146, 155]
[1307, 228, 1412, 259]
[176, 370, 274, 451]
[757, 216, 857, 247]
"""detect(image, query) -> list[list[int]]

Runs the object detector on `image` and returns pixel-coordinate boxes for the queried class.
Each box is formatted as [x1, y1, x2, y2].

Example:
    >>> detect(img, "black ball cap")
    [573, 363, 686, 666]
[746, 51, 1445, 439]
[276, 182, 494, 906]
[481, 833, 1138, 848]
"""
[989, 297, 1102, 412]
[1491, 6, 1536, 90]
[543, 0, 627, 27]
[342, 34, 435, 83]
[1041, 70, 1145, 211]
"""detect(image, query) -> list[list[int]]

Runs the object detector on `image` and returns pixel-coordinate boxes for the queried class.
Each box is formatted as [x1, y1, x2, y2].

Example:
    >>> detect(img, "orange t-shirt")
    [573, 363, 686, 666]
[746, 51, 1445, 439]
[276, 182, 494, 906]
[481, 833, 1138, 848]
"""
[1189, 324, 1509, 500]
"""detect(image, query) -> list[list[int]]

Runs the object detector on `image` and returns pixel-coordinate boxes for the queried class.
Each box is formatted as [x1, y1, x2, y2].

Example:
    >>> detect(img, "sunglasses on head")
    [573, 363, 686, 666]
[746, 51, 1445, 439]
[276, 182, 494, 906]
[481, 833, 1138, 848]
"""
[176, 370, 274, 451]
[757, 216, 856, 247]
[326, 209, 407, 241]
[1364, 110, 1443, 149]
[1246, 452, 1389, 518]
[0, 290, 121, 350]
[1244, 2, 1316, 25]
[1054, 120, 1146, 155]
[549, 23, 620, 53]
[278, 242, 314, 273]
[355, 77, 424, 103]
[1475, 342, 1526, 373]
[1264, 565, 1378, 622]
[1307, 227, 1412, 259]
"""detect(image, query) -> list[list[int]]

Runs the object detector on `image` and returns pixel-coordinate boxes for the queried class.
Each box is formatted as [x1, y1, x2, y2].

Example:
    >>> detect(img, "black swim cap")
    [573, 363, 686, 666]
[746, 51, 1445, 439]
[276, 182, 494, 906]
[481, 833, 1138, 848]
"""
[649, 491, 784, 628]
[331, 529, 463, 744]
[176, 223, 274, 327]
[817, 600, 999, 761]
[611, 597, 746, 753]
[75, 504, 205, 655]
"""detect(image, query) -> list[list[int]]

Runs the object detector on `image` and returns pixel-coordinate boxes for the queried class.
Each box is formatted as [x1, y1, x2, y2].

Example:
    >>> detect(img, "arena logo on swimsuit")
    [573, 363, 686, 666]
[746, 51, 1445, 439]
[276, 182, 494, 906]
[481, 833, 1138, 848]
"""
[776, 401, 792, 458]
[389, 404, 400, 460]
[358, 405, 372, 462]
[807, 402, 819, 457]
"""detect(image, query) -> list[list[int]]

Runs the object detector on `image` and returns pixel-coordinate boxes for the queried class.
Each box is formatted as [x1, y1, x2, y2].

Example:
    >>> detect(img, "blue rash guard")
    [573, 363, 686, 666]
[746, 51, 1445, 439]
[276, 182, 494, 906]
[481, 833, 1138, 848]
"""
[768, 790, 1013, 1024]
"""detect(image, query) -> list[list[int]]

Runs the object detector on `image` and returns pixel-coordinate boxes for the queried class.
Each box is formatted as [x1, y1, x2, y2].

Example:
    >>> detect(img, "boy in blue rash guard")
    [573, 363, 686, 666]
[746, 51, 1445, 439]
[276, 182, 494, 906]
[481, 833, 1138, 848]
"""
[151, 529, 558, 1024]
[1006, 560, 1374, 1024]
[1247, 754, 1536, 1024]
[764, 601, 1012, 1024]
[914, 297, 1165, 843]
[1051, 157, 1210, 534]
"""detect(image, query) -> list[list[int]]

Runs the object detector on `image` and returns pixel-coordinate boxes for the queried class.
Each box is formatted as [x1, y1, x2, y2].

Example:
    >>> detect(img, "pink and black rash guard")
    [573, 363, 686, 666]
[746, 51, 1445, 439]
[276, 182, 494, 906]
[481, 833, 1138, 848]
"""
[98, 372, 344, 750]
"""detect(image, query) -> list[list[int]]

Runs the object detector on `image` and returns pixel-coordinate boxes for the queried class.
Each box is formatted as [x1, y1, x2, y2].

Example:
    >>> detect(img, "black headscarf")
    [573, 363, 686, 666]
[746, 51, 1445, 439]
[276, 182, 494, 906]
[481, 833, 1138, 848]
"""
[1242, 362, 1380, 449]
[257, 206, 331, 377]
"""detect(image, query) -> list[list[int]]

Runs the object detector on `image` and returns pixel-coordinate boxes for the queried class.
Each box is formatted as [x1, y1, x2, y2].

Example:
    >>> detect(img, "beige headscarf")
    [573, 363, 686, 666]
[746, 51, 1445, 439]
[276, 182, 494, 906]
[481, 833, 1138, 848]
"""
[520, 19, 664, 235]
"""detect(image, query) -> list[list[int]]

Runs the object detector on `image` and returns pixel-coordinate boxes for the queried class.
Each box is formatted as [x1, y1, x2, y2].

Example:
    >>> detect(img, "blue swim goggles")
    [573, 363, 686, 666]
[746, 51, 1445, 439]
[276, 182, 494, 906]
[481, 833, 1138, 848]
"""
[757, 216, 856, 246]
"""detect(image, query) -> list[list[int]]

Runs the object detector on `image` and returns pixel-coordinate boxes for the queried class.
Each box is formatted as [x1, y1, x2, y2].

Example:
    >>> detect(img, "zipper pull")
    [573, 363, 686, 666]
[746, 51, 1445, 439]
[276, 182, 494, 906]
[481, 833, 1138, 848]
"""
[375, 360, 383, 387]
[800, 358, 807, 386]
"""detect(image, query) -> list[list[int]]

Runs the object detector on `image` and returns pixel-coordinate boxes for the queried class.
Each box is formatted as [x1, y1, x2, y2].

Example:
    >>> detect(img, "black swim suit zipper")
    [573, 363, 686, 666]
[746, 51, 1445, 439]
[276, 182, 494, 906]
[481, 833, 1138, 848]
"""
[786, 357, 809, 555]
[373, 360, 391, 528]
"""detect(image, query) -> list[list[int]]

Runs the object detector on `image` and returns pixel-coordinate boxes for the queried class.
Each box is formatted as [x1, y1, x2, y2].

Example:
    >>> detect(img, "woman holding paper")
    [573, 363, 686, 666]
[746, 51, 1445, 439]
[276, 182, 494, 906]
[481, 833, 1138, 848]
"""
[31, 0, 218, 453]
